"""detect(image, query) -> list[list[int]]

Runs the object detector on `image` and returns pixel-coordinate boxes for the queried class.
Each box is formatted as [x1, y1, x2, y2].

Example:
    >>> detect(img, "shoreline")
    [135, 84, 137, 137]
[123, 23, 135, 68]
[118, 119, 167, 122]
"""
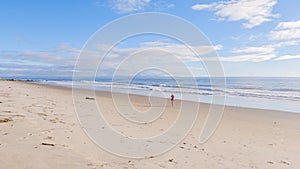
[2, 77, 300, 113]
[1, 80, 300, 168]
[27, 79, 300, 114]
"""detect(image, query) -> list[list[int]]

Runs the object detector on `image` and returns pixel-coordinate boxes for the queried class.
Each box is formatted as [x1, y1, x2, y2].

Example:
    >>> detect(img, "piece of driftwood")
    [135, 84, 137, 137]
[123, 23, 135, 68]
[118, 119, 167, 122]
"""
[0, 118, 12, 123]
[41, 142, 55, 146]
[85, 97, 95, 100]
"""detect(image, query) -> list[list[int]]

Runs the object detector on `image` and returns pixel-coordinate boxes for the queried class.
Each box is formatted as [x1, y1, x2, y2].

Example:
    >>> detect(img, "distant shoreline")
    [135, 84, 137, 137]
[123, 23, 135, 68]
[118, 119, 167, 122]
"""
[1, 78, 299, 114]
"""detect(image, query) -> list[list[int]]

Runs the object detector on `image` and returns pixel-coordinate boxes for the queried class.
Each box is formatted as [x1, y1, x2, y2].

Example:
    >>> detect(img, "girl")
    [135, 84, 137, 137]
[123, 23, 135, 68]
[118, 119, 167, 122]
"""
[171, 93, 174, 107]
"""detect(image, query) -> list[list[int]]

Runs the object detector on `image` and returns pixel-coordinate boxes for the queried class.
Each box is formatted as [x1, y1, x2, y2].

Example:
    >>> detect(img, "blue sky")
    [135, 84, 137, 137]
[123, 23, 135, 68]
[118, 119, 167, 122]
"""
[1, 0, 300, 77]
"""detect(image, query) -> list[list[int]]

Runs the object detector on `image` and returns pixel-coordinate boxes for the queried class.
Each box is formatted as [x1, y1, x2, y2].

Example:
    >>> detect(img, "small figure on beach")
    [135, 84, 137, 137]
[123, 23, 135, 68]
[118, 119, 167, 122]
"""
[171, 93, 174, 107]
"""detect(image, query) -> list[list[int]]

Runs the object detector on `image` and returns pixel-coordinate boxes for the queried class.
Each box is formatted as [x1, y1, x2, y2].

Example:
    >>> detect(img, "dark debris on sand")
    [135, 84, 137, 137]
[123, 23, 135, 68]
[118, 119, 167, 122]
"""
[0, 118, 13, 123]
[41, 142, 55, 147]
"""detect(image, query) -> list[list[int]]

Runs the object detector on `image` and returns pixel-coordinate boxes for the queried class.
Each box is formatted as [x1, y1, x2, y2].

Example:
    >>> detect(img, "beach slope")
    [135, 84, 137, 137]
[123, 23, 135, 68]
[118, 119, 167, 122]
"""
[1, 80, 300, 169]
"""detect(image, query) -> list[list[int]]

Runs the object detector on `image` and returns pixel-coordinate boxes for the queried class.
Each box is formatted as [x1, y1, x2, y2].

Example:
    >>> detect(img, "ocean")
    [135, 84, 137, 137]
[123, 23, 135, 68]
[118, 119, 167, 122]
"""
[28, 77, 300, 113]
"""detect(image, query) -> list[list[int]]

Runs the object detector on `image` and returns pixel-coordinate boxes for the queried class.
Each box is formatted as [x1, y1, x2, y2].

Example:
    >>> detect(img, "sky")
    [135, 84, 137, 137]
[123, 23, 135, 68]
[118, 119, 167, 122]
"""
[1, 0, 300, 78]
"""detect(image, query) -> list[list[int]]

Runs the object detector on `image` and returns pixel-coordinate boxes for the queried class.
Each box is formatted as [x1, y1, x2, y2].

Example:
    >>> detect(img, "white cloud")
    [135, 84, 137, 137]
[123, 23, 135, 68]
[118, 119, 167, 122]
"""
[191, 4, 216, 10]
[275, 20, 300, 30]
[112, 0, 151, 13]
[275, 55, 300, 61]
[232, 46, 274, 54]
[92, 42, 223, 76]
[96, 41, 299, 66]
[107, 42, 222, 61]
[269, 20, 300, 40]
[270, 29, 300, 40]
[220, 46, 276, 62]
[102, 42, 298, 65]
[151, 1, 174, 11]
[271, 40, 300, 48]
[217, 31, 300, 62]
[0, 45, 79, 77]
[216, 40, 300, 62]
[220, 53, 276, 62]
[191, 0, 279, 28]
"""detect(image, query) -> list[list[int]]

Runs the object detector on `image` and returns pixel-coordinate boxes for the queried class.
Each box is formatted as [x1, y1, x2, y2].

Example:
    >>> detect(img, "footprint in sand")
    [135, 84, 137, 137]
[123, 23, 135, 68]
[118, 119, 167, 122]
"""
[279, 160, 290, 166]
[44, 136, 53, 140]
[49, 119, 57, 123]
[37, 113, 48, 117]
[2, 110, 12, 113]
[271, 121, 290, 161]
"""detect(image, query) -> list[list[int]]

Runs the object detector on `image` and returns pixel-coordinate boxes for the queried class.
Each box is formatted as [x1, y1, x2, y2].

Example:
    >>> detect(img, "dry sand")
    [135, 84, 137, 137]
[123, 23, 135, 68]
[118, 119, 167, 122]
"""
[1, 80, 300, 169]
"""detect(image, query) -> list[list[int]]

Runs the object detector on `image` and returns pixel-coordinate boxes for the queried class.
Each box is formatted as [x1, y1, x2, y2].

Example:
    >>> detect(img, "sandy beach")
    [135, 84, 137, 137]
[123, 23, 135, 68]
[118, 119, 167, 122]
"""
[1, 79, 300, 169]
